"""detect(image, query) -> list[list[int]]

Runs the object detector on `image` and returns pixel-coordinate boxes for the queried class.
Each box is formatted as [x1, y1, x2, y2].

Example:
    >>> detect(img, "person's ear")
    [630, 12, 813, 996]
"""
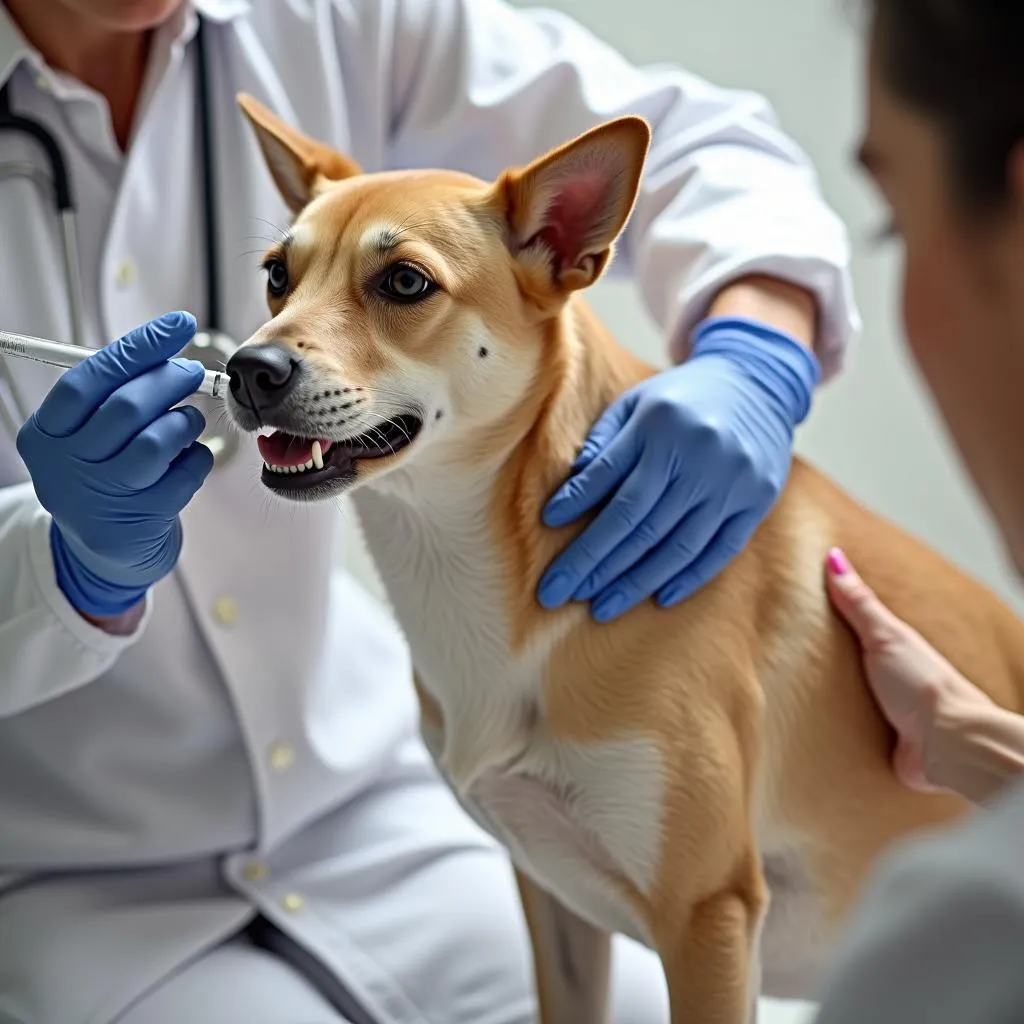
[237, 92, 362, 213]
[492, 116, 651, 303]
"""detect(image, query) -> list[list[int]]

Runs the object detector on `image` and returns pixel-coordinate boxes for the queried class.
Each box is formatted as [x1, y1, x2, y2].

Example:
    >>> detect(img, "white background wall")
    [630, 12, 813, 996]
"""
[340, 0, 1024, 615]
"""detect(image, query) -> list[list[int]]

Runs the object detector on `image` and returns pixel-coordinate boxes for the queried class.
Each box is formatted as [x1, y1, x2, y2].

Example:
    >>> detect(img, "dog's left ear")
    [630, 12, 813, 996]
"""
[237, 92, 362, 213]
[495, 116, 651, 296]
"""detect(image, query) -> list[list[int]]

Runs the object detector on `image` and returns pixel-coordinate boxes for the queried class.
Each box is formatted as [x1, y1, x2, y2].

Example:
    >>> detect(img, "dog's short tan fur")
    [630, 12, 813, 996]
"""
[228, 94, 1024, 1023]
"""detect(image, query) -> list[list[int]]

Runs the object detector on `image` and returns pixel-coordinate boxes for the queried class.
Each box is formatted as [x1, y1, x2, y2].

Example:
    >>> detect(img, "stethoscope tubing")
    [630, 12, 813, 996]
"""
[0, 84, 85, 351]
[0, 16, 233, 462]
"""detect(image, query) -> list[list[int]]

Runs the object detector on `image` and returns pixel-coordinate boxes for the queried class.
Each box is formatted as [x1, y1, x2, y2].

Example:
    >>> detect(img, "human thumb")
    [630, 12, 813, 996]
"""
[569, 390, 635, 475]
[825, 547, 905, 651]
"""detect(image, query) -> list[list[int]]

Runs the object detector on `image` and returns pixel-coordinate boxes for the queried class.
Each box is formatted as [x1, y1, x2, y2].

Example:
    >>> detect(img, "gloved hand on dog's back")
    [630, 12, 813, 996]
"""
[538, 315, 820, 622]
[17, 311, 214, 620]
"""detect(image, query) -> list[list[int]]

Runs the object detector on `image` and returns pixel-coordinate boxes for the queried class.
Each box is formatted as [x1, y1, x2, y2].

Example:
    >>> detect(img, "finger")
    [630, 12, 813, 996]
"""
[72, 361, 206, 461]
[655, 510, 760, 607]
[109, 406, 208, 490]
[572, 473, 705, 602]
[570, 391, 636, 474]
[538, 462, 665, 607]
[541, 429, 641, 530]
[147, 441, 215, 511]
[588, 500, 724, 622]
[824, 547, 906, 650]
[34, 311, 199, 437]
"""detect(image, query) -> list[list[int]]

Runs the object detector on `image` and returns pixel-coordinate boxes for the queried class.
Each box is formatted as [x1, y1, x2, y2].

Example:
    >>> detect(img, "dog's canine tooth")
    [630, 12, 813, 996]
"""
[311, 440, 324, 470]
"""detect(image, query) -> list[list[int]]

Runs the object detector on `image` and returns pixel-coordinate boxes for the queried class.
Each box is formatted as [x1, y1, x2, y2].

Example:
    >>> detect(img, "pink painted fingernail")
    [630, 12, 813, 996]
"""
[827, 547, 850, 576]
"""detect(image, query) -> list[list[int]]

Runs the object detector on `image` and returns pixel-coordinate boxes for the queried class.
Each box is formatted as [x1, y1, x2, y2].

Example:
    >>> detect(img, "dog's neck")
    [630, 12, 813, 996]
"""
[351, 298, 653, 789]
[359, 299, 653, 598]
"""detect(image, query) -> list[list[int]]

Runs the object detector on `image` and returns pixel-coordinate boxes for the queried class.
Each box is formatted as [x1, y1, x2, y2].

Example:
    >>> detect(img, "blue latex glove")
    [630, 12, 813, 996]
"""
[537, 315, 821, 622]
[16, 311, 215, 618]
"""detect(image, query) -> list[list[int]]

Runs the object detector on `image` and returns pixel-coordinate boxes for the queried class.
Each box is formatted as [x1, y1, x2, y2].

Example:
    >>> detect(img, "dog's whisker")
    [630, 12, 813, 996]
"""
[238, 233, 286, 245]
[248, 216, 292, 239]
[233, 249, 278, 262]
[363, 423, 399, 458]
[376, 416, 414, 450]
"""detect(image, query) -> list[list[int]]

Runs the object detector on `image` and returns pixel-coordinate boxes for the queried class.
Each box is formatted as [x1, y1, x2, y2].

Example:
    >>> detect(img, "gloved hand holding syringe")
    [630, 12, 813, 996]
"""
[11, 311, 217, 620]
[0, 325, 231, 398]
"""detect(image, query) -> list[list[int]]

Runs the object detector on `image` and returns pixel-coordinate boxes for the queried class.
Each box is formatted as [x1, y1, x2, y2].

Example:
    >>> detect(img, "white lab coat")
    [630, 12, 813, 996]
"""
[0, 1, 857, 1021]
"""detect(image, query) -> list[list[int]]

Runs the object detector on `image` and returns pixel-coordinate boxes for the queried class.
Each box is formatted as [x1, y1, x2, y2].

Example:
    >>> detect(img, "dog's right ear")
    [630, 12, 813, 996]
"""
[494, 116, 651, 302]
[237, 93, 362, 213]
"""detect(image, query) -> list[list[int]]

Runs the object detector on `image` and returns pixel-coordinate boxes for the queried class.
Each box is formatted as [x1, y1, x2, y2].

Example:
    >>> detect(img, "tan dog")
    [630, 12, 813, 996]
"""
[224, 94, 1024, 1024]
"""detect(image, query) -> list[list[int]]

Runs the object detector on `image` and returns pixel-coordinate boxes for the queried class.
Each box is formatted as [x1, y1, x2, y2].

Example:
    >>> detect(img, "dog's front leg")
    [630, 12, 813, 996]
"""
[661, 857, 767, 1024]
[516, 868, 611, 1024]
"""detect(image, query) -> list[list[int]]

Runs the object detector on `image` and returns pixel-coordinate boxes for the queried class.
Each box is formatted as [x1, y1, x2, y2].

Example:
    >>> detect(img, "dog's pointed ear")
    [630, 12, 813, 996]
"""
[495, 116, 651, 297]
[237, 92, 362, 213]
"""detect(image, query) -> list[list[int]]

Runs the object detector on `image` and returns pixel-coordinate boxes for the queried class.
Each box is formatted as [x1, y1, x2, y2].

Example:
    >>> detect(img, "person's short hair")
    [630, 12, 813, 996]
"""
[870, 1, 1024, 212]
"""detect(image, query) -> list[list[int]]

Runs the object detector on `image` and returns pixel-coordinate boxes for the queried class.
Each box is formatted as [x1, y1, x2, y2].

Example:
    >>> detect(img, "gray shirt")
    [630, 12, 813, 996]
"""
[814, 777, 1024, 1023]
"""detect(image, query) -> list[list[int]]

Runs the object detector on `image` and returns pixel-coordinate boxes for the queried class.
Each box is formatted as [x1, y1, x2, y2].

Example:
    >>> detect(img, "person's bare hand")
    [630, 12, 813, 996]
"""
[825, 547, 993, 793]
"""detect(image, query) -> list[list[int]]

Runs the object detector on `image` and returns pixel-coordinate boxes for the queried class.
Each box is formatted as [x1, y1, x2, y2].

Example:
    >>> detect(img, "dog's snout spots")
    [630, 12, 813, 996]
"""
[435, 410, 443, 421]
[313, 387, 364, 406]
[478, 347, 488, 358]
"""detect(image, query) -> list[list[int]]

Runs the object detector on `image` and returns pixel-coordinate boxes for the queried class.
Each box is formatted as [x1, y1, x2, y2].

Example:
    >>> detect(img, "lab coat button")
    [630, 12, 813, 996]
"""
[34, 74, 50, 93]
[114, 259, 135, 287]
[281, 892, 306, 913]
[241, 860, 267, 882]
[212, 595, 239, 627]
[268, 742, 295, 772]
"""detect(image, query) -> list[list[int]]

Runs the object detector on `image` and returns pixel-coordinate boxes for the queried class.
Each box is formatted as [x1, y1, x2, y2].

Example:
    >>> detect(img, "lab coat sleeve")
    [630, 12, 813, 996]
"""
[812, 779, 1024, 1024]
[0, 482, 153, 717]
[371, 0, 858, 378]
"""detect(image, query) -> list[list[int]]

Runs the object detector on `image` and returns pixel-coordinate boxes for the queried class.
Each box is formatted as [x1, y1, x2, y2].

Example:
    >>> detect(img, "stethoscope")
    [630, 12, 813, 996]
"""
[0, 14, 241, 466]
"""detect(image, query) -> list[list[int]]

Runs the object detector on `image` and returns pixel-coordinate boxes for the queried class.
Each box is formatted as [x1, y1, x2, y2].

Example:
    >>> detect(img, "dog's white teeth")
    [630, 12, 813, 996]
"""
[263, 446, 322, 476]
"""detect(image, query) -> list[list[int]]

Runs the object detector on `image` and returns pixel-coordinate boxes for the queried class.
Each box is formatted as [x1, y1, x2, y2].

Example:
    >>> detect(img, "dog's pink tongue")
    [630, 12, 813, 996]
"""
[257, 431, 331, 467]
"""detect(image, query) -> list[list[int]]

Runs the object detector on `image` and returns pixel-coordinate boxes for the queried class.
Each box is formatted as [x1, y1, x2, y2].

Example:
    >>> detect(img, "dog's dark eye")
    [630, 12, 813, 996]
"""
[264, 258, 289, 298]
[378, 264, 436, 304]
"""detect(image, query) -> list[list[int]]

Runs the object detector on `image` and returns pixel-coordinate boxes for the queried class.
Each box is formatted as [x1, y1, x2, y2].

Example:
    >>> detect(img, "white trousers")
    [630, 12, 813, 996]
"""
[1, 738, 815, 1024]
[4, 744, 670, 1024]
[117, 931, 668, 1024]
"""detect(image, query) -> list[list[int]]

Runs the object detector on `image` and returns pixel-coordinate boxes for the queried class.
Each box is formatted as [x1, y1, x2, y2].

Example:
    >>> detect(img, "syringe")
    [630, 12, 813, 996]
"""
[0, 329, 231, 399]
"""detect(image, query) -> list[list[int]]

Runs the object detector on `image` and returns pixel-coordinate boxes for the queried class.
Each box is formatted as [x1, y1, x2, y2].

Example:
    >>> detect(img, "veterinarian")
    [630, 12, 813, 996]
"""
[810, 2, 1024, 1021]
[0, 1, 858, 1021]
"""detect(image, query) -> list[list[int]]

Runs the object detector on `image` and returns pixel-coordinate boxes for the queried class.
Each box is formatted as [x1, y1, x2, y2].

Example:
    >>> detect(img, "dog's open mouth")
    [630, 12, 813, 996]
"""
[256, 413, 423, 492]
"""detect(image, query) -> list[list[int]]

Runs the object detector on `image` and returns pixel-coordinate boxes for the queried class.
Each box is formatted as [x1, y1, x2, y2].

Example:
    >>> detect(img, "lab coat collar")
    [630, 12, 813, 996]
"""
[192, 0, 252, 24]
[0, 1, 251, 93]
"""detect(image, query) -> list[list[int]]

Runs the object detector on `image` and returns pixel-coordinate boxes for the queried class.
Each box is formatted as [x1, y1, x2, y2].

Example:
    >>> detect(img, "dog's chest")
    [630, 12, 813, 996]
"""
[466, 738, 665, 947]
[353, 488, 664, 944]
[355, 488, 524, 707]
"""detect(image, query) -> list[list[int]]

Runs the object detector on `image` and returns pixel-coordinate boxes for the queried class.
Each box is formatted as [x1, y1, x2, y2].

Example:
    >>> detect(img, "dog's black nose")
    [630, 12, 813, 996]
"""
[226, 344, 299, 412]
